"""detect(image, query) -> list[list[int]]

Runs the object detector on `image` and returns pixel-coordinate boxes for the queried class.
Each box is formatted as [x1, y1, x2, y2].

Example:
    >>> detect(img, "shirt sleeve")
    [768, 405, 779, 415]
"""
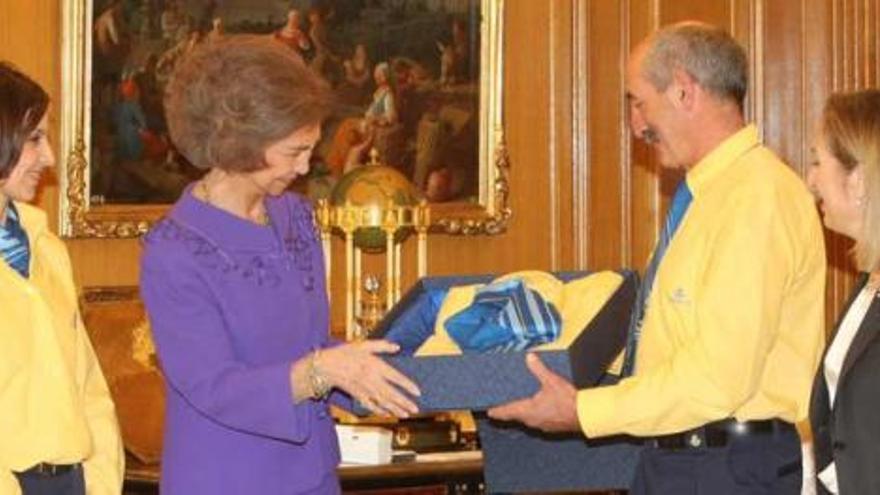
[141, 248, 316, 444]
[0, 471, 20, 495]
[76, 311, 125, 495]
[578, 188, 823, 437]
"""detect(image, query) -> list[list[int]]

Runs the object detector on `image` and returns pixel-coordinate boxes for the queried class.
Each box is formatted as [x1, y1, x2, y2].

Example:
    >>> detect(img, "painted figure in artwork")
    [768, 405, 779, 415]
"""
[274, 9, 311, 59]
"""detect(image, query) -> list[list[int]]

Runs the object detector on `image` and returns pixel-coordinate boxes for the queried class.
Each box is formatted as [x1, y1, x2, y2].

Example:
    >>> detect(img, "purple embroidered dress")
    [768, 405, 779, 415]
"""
[140, 189, 347, 494]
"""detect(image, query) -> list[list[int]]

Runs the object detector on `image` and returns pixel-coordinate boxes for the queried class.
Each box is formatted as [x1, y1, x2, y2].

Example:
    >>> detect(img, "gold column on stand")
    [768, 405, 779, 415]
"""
[315, 150, 431, 340]
[337, 203, 359, 339]
[382, 202, 398, 311]
[415, 202, 430, 280]
[316, 201, 333, 302]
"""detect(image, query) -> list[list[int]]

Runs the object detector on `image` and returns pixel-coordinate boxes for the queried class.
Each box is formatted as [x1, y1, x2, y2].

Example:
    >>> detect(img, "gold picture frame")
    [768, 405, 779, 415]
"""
[60, 0, 509, 238]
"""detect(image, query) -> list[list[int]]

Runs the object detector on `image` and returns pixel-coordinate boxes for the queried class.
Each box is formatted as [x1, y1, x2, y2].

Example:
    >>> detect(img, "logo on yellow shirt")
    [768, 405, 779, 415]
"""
[668, 287, 691, 305]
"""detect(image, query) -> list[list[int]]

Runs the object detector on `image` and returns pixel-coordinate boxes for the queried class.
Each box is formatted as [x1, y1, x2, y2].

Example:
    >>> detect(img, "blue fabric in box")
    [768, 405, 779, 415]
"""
[361, 271, 644, 492]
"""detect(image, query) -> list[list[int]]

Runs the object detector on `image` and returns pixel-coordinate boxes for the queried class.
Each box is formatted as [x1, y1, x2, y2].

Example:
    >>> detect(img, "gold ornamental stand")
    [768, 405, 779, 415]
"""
[315, 162, 430, 340]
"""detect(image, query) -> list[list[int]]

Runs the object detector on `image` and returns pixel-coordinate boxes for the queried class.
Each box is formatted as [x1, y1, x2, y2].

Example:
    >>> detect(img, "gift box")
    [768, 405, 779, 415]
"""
[475, 377, 642, 492]
[361, 271, 644, 492]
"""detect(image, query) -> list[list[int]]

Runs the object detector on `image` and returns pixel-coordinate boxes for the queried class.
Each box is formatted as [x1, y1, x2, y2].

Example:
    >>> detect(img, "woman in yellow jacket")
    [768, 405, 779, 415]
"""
[0, 63, 123, 494]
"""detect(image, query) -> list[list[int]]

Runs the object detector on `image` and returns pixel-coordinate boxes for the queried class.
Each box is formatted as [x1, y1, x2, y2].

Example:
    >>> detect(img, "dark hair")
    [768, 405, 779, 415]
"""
[164, 35, 333, 172]
[0, 62, 50, 178]
[642, 22, 748, 111]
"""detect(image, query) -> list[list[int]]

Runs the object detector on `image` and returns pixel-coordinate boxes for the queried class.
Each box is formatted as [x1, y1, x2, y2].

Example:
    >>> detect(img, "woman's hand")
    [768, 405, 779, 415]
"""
[319, 340, 421, 418]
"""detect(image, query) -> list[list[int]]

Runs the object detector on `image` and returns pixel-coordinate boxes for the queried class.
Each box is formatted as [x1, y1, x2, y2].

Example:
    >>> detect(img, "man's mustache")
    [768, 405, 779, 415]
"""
[639, 127, 659, 144]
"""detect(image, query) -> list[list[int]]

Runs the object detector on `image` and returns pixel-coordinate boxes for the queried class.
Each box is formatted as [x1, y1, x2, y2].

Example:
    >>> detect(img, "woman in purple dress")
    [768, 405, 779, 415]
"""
[140, 36, 420, 495]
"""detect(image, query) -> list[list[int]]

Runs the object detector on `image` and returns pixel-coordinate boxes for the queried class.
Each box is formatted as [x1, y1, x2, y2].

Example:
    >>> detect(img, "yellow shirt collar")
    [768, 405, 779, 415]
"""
[686, 124, 760, 197]
[13, 201, 48, 237]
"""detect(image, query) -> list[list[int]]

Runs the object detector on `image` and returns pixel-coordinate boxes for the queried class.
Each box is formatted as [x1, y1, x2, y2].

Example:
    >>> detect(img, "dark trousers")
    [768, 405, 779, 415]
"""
[15, 465, 85, 495]
[630, 426, 802, 495]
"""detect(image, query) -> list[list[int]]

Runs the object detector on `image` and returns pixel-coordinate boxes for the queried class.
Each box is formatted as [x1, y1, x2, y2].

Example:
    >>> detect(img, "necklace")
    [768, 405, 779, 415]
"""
[198, 179, 270, 227]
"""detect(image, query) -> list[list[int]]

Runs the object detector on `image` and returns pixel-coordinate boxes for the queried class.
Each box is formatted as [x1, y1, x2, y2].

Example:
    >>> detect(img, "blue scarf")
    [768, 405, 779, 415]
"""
[445, 279, 562, 353]
[0, 203, 31, 278]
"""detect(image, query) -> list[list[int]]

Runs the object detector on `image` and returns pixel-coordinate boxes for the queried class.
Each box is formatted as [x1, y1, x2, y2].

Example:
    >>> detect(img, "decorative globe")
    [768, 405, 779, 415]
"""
[329, 160, 423, 252]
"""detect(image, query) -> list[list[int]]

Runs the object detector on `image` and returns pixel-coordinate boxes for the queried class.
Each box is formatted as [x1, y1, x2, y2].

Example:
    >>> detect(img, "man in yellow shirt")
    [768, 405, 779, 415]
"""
[489, 22, 826, 494]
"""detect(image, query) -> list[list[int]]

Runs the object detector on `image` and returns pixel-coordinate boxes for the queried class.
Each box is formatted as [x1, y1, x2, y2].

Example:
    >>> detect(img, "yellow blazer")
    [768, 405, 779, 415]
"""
[0, 202, 123, 494]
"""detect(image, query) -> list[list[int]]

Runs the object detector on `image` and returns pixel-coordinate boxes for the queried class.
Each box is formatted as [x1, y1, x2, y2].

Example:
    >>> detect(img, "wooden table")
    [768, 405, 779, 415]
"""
[123, 451, 484, 494]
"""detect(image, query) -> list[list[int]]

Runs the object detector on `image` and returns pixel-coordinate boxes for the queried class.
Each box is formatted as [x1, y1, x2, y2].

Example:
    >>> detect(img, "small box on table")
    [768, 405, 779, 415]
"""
[362, 271, 644, 492]
[335, 425, 393, 465]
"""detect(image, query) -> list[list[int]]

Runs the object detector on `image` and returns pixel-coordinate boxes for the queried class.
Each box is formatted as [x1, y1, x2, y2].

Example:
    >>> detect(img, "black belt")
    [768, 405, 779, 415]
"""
[649, 418, 795, 450]
[20, 463, 79, 477]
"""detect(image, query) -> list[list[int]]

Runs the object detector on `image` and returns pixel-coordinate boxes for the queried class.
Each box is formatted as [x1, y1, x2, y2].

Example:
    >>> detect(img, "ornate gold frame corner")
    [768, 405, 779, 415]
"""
[435, 134, 511, 235]
[61, 0, 159, 238]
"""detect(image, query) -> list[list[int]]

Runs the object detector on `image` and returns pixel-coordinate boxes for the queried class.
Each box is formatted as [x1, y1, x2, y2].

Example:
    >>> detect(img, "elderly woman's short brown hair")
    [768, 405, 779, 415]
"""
[164, 35, 332, 172]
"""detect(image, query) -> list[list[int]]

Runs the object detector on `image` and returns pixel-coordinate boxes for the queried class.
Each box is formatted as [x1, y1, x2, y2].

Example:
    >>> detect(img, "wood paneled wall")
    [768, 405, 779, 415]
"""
[575, 0, 878, 329]
[1, 0, 877, 333]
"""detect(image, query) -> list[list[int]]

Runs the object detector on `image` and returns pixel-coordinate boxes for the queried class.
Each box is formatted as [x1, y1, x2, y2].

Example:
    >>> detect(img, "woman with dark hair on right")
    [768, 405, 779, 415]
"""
[806, 89, 880, 495]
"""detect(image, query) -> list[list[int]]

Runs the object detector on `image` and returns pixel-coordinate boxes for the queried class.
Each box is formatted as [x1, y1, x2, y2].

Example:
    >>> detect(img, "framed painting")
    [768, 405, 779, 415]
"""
[60, 0, 508, 238]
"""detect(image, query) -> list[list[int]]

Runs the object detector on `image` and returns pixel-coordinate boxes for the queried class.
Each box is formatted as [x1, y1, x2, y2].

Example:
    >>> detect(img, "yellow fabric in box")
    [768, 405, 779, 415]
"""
[414, 271, 623, 356]
[535, 271, 623, 350]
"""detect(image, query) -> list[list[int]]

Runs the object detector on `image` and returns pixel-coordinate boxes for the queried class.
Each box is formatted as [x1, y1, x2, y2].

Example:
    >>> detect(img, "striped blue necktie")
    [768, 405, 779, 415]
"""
[621, 180, 692, 376]
[445, 279, 562, 353]
[0, 203, 31, 278]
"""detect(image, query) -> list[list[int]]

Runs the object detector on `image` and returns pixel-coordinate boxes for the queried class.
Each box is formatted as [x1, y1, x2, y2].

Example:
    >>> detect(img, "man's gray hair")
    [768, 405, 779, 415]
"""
[642, 22, 748, 110]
